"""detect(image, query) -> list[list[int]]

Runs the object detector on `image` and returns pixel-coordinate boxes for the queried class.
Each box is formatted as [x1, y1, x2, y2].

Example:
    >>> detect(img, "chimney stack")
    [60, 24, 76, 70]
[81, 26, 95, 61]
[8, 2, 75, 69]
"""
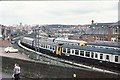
[92, 20, 94, 24]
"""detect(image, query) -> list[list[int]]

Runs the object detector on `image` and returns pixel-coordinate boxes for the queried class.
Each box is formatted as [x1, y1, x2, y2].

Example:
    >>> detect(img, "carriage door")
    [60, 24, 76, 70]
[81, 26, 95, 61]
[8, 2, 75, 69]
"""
[56, 44, 62, 55]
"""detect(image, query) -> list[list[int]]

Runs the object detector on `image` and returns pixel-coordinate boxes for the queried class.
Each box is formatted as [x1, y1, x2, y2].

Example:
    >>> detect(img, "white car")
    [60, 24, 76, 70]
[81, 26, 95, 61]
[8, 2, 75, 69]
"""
[4, 47, 18, 53]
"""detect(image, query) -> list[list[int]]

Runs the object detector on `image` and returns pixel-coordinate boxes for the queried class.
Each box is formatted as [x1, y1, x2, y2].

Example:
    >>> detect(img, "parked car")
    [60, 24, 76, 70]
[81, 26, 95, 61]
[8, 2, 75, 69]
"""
[11, 40, 15, 44]
[4, 47, 18, 53]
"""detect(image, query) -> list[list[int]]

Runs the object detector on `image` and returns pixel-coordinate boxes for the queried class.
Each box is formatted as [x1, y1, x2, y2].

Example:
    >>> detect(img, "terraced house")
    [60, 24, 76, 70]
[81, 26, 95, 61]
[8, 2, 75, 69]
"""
[81, 20, 120, 42]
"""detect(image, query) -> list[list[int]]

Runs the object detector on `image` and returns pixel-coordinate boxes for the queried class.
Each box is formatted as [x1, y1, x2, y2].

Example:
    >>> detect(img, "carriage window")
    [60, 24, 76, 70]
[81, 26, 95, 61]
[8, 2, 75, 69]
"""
[39, 44, 41, 47]
[75, 50, 79, 55]
[47, 45, 50, 49]
[100, 54, 103, 59]
[95, 53, 98, 58]
[47, 45, 49, 48]
[41, 44, 43, 47]
[106, 55, 109, 60]
[46, 45, 48, 48]
[53, 46, 55, 50]
[115, 56, 118, 62]
[85, 51, 90, 57]
[91, 52, 94, 58]
[50, 46, 53, 50]
[44, 45, 46, 48]
[67, 49, 70, 53]
[72, 50, 74, 54]
[43, 44, 45, 48]
[63, 48, 66, 53]
[45, 45, 47, 48]
[80, 51, 84, 56]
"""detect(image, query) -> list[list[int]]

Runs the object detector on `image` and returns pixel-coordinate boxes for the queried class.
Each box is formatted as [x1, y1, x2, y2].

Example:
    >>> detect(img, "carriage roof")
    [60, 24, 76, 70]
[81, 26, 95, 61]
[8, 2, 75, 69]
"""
[62, 44, 120, 55]
[23, 37, 34, 41]
[87, 41, 120, 48]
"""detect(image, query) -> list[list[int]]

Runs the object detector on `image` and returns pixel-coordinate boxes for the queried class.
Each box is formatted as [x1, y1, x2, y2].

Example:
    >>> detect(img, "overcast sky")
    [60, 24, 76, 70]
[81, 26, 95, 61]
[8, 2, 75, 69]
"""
[0, 1, 119, 26]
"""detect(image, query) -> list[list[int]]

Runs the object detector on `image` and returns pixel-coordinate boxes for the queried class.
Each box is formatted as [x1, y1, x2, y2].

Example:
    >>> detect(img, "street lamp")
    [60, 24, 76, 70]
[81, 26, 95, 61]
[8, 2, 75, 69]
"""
[92, 26, 95, 30]
[89, 26, 96, 42]
[101, 25, 105, 41]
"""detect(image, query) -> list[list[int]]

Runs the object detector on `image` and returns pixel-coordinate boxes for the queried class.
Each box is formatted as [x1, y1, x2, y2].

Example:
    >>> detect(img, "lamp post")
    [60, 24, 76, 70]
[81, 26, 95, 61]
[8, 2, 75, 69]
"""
[102, 25, 105, 41]
[92, 26, 95, 41]
[116, 26, 119, 42]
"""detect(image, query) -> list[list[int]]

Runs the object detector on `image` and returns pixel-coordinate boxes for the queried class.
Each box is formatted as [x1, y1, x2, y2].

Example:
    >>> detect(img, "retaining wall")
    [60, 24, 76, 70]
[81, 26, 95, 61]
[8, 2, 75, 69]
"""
[1, 56, 120, 78]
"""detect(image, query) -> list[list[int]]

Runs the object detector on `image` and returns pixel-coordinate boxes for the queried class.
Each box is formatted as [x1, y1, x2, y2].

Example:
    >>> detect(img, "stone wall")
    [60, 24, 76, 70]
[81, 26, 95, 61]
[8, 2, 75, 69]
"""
[1, 56, 120, 78]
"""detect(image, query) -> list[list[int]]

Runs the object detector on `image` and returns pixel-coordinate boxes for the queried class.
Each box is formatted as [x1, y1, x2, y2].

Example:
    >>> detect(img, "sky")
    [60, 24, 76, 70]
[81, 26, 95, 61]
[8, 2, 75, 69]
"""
[0, 1, 119, 26]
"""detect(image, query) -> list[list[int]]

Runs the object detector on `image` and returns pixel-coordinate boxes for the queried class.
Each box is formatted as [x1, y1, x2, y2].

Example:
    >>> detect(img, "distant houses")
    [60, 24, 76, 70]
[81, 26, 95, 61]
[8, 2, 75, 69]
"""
[0, 20, 119, 42]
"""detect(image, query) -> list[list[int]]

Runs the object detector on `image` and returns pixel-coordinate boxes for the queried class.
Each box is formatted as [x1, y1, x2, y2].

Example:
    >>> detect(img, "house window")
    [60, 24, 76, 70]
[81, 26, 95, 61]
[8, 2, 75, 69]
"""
[91, 52, 94, 58]
[115, 56, 118, 62]
[67, 49, 70, 53]
[106, 55, 109, 60]
[100, 54, 103, 59]
[80, 51, 84, 56]
[75, 50, 79, 55]
[85, 51, 90, 57]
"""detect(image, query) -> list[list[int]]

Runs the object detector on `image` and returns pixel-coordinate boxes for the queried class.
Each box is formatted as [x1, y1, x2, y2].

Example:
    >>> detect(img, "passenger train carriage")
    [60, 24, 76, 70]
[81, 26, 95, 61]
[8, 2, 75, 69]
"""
[20, 37, 120, 72]
[37, 37, 87, 46]
[38, 36, 119, 50]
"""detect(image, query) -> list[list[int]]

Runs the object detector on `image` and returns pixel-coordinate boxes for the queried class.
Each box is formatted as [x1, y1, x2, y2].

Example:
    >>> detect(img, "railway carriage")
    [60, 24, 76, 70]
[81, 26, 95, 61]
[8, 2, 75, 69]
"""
[21, 37, 35, 49]
[20, 37, 120, 72]
[60, 45, 120, 70]
[53, 38, 87, 46]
